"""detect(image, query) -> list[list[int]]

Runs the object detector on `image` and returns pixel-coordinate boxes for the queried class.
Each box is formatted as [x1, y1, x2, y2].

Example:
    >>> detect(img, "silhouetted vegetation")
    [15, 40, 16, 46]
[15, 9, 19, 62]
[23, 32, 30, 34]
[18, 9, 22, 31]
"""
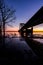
[0, 0, 16, 47]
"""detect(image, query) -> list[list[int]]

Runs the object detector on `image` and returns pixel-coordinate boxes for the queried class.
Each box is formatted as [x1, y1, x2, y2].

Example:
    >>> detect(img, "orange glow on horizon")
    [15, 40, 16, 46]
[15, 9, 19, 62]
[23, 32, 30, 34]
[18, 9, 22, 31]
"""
[5, 26, 43, 36]
[33, 27, 43, 32]
[5, 27, 19, 36]
[33, 28, 43, 35]
[5, 27, 19, 31]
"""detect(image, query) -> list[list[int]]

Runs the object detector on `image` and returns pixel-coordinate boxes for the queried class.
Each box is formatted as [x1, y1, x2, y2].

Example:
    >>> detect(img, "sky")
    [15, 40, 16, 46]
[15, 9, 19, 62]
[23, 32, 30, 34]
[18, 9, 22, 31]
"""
[5, 0, 43, 31]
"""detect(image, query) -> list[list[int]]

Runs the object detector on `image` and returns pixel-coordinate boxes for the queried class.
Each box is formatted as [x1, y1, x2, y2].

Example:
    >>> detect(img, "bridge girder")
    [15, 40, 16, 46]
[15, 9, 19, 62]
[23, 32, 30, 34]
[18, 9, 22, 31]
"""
[19, 6, 43, 37]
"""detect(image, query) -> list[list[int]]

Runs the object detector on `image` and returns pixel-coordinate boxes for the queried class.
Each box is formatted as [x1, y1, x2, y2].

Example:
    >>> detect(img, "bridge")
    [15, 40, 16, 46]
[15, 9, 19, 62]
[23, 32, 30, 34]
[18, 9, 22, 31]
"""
[19, 6, 43, 37]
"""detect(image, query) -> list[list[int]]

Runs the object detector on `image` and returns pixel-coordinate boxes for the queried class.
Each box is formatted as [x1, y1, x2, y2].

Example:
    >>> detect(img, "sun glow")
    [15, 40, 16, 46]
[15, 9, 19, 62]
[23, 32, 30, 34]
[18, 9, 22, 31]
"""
[33, 27, 43, 35]
[33, 24, 43, 32]
[5, 24, 43, 36]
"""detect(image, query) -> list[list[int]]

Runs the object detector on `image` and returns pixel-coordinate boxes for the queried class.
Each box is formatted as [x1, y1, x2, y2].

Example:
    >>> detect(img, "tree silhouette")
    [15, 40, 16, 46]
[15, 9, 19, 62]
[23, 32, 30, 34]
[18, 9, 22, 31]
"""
[0, 0, 16, 47]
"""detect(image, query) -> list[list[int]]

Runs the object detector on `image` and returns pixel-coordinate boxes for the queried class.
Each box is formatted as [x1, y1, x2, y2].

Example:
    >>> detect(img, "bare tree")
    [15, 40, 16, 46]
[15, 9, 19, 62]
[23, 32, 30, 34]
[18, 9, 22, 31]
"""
[0, 0, 16, 47]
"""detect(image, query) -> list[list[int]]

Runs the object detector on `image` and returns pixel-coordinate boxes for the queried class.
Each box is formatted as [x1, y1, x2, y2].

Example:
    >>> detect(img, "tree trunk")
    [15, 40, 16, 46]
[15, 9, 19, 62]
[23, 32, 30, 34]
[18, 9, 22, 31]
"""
[2, 20, 5, 48]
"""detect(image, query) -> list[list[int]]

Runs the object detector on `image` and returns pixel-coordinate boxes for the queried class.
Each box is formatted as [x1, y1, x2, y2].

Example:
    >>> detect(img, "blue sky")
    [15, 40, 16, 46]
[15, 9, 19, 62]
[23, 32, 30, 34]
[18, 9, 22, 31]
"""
[5, 0, 43, 30]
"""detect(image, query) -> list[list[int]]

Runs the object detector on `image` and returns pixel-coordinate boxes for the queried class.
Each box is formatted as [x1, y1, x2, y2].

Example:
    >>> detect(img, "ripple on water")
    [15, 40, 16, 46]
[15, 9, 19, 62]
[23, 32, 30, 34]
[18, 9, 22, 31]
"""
[33, 39, 43, 44]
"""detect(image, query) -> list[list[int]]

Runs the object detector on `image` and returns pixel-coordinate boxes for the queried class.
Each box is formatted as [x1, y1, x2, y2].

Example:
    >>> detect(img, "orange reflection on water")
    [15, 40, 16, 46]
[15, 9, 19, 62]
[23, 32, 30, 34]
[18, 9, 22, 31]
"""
[33, 31, 43, 35]
[5, 31, 20, 37]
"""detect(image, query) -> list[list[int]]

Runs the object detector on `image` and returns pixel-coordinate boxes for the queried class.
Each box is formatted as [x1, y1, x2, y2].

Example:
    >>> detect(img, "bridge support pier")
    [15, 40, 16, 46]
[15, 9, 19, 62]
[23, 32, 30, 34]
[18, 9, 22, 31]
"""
[31, 27, 33, 37]
[19, 27, 33, 38]
[23, 27, 33, 38]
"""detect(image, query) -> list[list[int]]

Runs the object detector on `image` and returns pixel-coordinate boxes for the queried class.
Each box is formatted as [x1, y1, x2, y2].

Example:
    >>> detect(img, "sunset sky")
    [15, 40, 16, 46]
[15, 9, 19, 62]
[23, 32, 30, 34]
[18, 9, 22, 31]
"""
[5, 0, 43, 32]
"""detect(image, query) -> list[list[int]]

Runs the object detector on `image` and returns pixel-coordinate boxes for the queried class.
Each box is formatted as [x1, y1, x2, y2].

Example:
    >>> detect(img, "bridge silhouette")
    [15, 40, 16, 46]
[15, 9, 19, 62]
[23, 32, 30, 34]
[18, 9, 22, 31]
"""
[19, 6, 43, 38]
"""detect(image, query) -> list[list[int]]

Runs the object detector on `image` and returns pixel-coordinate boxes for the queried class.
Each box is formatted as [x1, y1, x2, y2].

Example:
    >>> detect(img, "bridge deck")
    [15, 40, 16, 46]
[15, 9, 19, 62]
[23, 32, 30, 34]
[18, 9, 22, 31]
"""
[19, 6, 43, 31]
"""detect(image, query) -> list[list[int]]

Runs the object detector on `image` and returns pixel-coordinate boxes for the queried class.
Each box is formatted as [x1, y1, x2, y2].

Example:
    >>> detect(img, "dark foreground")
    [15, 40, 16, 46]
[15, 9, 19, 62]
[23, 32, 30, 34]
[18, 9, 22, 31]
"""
[0, 37, 43, 65]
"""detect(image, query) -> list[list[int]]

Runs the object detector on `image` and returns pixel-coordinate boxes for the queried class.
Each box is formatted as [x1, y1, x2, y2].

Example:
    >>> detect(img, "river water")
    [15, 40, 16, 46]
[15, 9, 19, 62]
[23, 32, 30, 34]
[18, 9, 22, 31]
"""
[33, 39, 43, 44]
[33, 32, 43, 43]
[5, 33, 43, 64]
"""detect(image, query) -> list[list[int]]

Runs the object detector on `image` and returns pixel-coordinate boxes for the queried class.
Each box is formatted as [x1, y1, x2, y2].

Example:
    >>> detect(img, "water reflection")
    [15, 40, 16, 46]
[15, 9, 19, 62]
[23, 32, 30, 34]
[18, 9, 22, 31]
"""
[33, 31, 43, 35]
[33, 32, 43, 43]
[33, 39, 43, 44]
[4, 32, 43, 64]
